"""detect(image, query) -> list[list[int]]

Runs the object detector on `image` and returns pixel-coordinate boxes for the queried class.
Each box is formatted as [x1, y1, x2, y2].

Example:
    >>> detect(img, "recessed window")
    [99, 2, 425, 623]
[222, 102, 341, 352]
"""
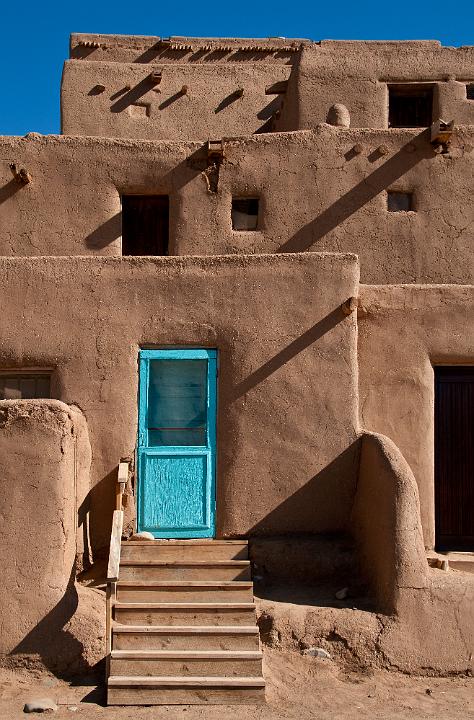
[231, 198, 259, 231]
[387, 191, 413, 212]
[466, 84, 474, 100]
[122, 195, 169, 256]
[0, 372, 51, 400]
[388, 84, 434, 128]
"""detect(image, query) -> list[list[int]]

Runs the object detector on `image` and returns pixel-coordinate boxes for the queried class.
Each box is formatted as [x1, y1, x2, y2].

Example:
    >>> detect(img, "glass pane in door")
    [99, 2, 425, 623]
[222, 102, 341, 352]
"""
[147, 359, 207, 446]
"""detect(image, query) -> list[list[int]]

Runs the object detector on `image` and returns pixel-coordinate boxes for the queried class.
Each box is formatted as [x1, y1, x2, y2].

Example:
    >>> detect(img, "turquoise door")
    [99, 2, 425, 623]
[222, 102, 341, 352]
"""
[137, 349, 217, 538]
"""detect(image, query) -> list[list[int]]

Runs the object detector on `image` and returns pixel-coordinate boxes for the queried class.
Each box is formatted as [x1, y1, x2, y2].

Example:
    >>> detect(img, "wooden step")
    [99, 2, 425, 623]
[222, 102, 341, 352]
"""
[110, 649, 263, 677]
[112, 625, 260, 651]
[116, 581, 254, 603]
[107, 675, 265, 705]
[119, 560, 251, 582]
[121, 540, 248, 562]
[113, 602, 256, 627]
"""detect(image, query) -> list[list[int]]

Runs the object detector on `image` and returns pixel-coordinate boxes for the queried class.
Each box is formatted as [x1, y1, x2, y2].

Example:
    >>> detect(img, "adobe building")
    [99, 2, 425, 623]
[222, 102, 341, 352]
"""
[0, 33, 473, 704]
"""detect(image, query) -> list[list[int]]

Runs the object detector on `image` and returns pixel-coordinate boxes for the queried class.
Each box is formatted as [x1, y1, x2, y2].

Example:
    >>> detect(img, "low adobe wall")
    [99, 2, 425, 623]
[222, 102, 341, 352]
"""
[352, 431, 473, 674]
[0, 253, 359, 552]
[352, 432, 428, 613]
[0, 401, 101, 668]
[358, 284, 474, 547]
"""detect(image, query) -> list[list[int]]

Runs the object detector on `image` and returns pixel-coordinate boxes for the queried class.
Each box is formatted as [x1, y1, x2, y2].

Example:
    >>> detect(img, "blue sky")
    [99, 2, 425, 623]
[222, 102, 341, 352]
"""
[1, 0, 473, 135]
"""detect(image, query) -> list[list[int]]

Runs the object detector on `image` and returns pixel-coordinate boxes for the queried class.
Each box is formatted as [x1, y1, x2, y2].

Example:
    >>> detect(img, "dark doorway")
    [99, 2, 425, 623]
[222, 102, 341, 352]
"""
[121, 195, 169, 256]
[388, 84, 434, 128]
[435, 366, 474, 551]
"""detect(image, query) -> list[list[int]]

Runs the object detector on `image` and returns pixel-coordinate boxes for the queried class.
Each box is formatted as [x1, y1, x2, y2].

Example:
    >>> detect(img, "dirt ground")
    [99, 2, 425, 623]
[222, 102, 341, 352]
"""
[0, 649, 472, 720]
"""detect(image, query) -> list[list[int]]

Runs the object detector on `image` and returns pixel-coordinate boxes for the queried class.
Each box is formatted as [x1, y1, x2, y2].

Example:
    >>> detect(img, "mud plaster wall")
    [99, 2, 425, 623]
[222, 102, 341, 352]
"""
[0, 401, 90, 653]
[357, 284, 474, 548]
[277, 42, 474, 131]
[352, 432, 428, 612]
[0, 130, 472, 284]
[0, 253, 359, 552]
[61, 61, 291, 140]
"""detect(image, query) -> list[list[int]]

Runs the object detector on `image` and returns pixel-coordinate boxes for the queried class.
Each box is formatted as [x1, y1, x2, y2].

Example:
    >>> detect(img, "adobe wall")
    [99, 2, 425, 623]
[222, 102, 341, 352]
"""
[277, 42, 474, 131]
[0, 401, 86, 652]
[61, 61, 291, 140]
[1, 130, 473, 284]
[0, 253, 359, 552]
[358, 284, 474, 548]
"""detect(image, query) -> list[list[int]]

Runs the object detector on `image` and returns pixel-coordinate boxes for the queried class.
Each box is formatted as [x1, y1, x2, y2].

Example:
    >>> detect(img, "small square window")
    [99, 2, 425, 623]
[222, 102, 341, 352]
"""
[231, 198, 259, 231]
[387, 191, 413, 212]
[0, 372, 51, 400]
[466, 84, 474, 100]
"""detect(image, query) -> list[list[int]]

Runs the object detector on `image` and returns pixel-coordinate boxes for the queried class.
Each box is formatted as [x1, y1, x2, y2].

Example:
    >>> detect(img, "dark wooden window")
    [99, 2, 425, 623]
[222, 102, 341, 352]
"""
[122, 195, 169, 256]
[435, 366, 474, 551]
[387, 191, 413, 212]
[232, 198, 259, 231]
[466, 84, 474, 100]
[0, 373, 51, 399]
[388, 85, 433, 128]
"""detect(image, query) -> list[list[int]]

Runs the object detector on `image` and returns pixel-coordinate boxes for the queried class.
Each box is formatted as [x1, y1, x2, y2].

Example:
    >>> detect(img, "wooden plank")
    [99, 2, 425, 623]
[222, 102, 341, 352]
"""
[107, 685, 265, 705]
[112, 625, 258, 634]
[114, 603, 255, 609]
[119, 560, 250, 566]
[111, 650, 262, 659]
[110, 657, 263, 678]
[108, 676, 265, 687]
[107, 511, 124, 581]
[120, 541, 248, 561]
[116, 581, 252, 587]
[116, 586, 253, 603]
[122, 540, 248, 545]
[112, 631, 259, 651]
[119, 563, 251, 582]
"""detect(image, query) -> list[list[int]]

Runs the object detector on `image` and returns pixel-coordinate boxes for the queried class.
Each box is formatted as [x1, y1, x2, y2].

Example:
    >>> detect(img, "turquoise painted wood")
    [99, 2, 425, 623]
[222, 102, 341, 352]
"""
[137, 349, 217, 538]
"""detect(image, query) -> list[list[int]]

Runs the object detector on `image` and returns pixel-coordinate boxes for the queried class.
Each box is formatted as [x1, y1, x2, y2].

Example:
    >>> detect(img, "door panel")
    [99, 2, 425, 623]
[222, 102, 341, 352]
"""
[137, 349, 217, 538]
[435, 366, 474, 551]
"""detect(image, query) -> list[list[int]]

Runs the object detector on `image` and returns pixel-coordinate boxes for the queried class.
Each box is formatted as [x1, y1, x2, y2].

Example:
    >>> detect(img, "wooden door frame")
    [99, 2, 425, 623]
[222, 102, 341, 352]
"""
[136, 348, 217, 539]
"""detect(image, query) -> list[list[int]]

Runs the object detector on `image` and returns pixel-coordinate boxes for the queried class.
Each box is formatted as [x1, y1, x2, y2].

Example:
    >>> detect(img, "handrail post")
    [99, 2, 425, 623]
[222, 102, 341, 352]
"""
[106, 462, 129, 687]
[116, 462, 128, 511]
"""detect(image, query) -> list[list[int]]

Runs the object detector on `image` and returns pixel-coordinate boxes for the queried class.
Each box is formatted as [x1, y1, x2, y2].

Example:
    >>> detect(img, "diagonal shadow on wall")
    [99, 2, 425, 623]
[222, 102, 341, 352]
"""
[228, 306, 346, 401]
[279, 128, 434, 253]
[85, 213, 122, 249]
[247, 441, 362, 538]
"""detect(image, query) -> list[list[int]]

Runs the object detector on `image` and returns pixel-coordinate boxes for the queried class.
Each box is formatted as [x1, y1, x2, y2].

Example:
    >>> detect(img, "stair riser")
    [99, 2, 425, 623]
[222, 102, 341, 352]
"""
[121, 544, 248, 562]
[110, 658, 263, 676]
[114, 609, 256, 626]
[108, 686, 265, 705]
[116, 588, 254, 603]
[112, 634, 260, 651]
[119, 566, 251, 582]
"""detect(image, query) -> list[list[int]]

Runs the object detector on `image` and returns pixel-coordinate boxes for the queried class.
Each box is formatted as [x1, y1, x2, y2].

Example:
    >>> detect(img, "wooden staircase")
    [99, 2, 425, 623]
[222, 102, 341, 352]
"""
[106, 469, 265, 705]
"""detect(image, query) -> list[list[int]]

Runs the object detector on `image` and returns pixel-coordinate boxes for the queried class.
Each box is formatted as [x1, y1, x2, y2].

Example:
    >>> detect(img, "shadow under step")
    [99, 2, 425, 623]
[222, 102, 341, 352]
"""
[107, 675, 266, 705]
[113, 601, 256, 626]
[110, 649, 263, 676]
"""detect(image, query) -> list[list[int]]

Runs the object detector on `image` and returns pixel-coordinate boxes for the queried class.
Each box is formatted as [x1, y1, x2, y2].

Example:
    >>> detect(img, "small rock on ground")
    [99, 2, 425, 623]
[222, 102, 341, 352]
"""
[302, 647, 331, 659]
[129, 531, 154, 541]
[23, 697, 58, 713]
